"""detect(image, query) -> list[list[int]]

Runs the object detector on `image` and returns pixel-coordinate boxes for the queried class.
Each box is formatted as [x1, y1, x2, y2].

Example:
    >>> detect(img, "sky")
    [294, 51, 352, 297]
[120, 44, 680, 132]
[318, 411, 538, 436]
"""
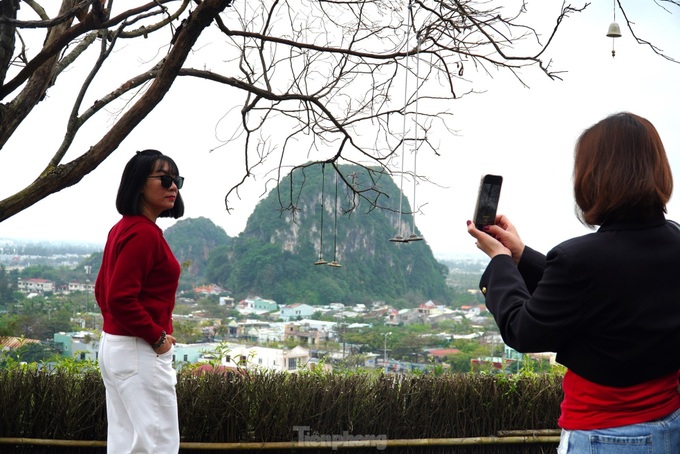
[1, 1, 679, 260]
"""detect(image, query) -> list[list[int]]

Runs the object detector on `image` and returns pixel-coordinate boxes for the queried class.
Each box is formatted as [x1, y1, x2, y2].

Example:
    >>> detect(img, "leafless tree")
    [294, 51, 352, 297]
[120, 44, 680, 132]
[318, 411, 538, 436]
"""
[0, 0, 676, 223]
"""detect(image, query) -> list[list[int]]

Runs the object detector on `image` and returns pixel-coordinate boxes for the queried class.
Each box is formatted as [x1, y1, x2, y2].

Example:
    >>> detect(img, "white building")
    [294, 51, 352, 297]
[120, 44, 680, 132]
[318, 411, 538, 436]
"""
[54, 331, 99, 361]
[237, 296, 279, 315]
[279, 303, 317, 321]
[17, 278, 54, 293]
[68, 281, 95, 292]
[247, 325, 286, 344]
[220, 345, 311, 373]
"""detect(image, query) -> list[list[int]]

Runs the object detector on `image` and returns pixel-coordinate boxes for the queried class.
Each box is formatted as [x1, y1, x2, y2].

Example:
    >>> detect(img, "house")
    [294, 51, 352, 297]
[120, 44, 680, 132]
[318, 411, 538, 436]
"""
[177, 341, 315, 373]
[388, 308, 422, 326]
[53, 331, 99, 361]
[416, 300, 437, 316]
[237, 296, 279, 315]
[0, 336, 41, 354]
[284, 322, 331, 346]
[414, 301, 459, 324]
[219, 345, 311, 373]
[173, 341, 228, 367]
[235, 320, 273, 340]
[426, 307, 458, 324]
[363, 352, 380, 368]
[502, 345, 556, 367]
[299, 319, 339, 333]
[425, 348, 461, 363]
[67, 281, 95, 293]
[279, 303, 317, 321]
[224, 319, 239, 338]
[471, 356, 507, 371]
[328, 302, 345, 311]
[219, 296, 235, 306]
[193, 284, 226, 295]
[385, 308, 400, 326]
[17, 278, 54, 293]
[331, 311, 352, 320]
[246, 325, 285, 344]
[366, 302, 391, 319]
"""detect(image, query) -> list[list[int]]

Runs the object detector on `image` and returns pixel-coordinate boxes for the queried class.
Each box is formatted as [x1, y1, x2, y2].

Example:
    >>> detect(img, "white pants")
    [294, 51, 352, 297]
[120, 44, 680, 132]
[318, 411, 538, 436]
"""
[99, 332, 179, 453]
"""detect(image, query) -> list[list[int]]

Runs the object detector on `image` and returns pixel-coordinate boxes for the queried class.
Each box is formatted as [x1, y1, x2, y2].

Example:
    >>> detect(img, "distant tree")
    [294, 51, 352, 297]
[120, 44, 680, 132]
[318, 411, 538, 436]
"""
[15, 310, 73, 340]
[6, 341, 58, 364]
[0, 314, 19, 337]
[172, 319, 202, 344]
[205, 244, 234, 288]
[340, 327, 378, 352]
[0, 266, 17, 307]
[392, 333, 430, 362]
[449, 289, 484, 308]
[2, 1, 675, 225]
[81, 253, 103, 278]
[19, 264, 89, 287]
[447, 352, 474, 373]
[195, 294, 232, 319]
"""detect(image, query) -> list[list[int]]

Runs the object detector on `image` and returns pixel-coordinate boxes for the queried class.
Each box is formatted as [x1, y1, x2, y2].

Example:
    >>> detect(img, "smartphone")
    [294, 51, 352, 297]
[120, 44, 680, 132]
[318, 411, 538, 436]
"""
[473, 174, 503, 231]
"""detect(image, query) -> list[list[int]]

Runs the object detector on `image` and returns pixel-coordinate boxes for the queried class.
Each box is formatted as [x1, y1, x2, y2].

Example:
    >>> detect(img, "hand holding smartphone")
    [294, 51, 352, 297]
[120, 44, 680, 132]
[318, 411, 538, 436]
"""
[473, 174, 503, 231]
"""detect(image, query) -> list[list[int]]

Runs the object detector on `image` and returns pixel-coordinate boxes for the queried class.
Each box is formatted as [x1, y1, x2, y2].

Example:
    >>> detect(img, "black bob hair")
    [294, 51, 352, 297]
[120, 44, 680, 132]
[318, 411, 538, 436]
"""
[115, 149, 185, 218]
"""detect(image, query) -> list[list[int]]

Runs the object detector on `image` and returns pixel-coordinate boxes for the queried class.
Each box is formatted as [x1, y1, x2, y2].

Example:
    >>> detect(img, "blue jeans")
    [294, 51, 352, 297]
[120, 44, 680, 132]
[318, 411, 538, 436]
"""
[557, 408, 680, 453]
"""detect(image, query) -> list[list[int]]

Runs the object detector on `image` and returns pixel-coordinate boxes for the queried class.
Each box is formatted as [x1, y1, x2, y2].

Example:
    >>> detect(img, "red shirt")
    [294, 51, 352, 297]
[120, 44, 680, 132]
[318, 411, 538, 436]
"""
[95, 215, 180, 345]
[559, 369, 680, 430]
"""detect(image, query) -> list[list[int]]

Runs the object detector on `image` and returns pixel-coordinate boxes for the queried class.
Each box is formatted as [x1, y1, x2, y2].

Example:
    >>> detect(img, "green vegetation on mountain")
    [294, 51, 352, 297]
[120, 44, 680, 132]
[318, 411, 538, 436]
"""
[165, 217, 231, 290]
[171, 164, 451, 306]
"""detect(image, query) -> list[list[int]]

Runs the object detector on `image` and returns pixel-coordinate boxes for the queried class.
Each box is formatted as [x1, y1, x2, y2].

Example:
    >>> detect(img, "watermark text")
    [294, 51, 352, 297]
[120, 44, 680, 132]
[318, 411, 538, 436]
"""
[293, 426, 387, 451]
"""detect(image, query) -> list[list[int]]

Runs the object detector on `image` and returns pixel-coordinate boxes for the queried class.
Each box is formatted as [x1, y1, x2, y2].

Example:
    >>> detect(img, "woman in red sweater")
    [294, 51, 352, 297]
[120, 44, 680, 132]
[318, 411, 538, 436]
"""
[95, 149, 185, 453]
[467, 113, 680, 453]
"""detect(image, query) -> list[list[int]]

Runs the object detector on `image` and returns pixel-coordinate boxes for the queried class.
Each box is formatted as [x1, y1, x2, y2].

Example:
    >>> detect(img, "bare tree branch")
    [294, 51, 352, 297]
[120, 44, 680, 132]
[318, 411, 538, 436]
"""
[616, 0, 679, 63]
[0, 0, 233, 222]
[0, 0, 676, 227]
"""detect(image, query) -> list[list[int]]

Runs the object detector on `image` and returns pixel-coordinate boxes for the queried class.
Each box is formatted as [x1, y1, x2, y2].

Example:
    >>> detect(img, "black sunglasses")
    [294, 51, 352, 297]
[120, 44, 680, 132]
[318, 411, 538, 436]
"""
[148, 175, 184, 189]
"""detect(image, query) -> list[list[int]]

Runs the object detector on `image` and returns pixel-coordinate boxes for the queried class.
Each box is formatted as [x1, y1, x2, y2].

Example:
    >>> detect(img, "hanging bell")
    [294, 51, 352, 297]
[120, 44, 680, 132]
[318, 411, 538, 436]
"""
[606, 22, 621, 38]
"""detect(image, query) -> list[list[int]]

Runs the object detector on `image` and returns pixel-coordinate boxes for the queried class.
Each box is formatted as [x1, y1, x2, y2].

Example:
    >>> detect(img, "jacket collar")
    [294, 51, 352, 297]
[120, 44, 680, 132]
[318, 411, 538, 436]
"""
[597, 210, 667, 232]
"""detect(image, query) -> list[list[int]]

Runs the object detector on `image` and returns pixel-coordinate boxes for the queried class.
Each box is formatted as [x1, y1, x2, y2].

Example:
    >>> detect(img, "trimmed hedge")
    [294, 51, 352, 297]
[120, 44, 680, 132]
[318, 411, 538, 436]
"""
[0, 367, 563, 453]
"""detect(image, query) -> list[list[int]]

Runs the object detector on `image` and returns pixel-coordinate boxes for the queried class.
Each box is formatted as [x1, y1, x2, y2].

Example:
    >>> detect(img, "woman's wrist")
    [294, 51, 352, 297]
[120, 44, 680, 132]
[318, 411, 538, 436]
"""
[151, 330, 166, 350]
[513, 244, 526, 265]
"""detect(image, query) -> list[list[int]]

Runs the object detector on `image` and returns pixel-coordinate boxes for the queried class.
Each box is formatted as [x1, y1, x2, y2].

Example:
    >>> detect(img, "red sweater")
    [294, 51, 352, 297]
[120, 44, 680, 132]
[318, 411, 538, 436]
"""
[95, 215, 180, 345]
[559, 369, 680, 430]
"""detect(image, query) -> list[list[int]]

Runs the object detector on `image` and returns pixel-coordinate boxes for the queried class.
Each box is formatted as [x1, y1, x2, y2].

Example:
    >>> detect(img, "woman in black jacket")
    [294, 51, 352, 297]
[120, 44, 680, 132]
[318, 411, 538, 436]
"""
[467, 112, 680, 453]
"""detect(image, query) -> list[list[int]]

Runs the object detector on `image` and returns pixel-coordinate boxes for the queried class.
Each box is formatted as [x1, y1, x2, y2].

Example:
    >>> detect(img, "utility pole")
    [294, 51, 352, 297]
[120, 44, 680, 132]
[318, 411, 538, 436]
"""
[382, 332, 392, 372]
[84, 265, 92, 328]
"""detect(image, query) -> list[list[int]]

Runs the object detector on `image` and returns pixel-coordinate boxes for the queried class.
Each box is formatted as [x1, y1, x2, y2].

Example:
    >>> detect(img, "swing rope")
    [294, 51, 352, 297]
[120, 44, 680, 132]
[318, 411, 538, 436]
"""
[408, 29, 424, 242]
[328, 169, 342, 267]
[315, 163, 328, 265]
[391, 0, 414, 242]
[391, 0, 423, 242]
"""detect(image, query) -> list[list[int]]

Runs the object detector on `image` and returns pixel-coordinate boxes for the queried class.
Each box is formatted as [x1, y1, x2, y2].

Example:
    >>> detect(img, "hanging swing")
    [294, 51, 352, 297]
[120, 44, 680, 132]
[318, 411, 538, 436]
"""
[327, 169, 342, 267]
[390, 0, 423, 243]
[314, 163, 328, 265]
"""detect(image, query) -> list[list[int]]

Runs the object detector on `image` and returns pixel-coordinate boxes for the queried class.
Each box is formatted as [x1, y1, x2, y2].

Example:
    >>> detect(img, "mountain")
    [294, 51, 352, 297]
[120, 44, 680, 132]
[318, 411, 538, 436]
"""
[196, 163, 450, 307]
[165, 217, 231, 284]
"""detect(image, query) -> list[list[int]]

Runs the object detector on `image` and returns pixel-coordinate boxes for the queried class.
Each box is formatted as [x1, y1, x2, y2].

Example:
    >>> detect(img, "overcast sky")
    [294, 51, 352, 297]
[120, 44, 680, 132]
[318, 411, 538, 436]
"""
[1, 2, 679, 260]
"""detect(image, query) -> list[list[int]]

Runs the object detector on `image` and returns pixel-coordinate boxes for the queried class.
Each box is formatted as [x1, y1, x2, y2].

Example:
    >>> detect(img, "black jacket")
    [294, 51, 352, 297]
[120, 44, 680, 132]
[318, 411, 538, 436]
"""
[480, 211, 680, 387]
